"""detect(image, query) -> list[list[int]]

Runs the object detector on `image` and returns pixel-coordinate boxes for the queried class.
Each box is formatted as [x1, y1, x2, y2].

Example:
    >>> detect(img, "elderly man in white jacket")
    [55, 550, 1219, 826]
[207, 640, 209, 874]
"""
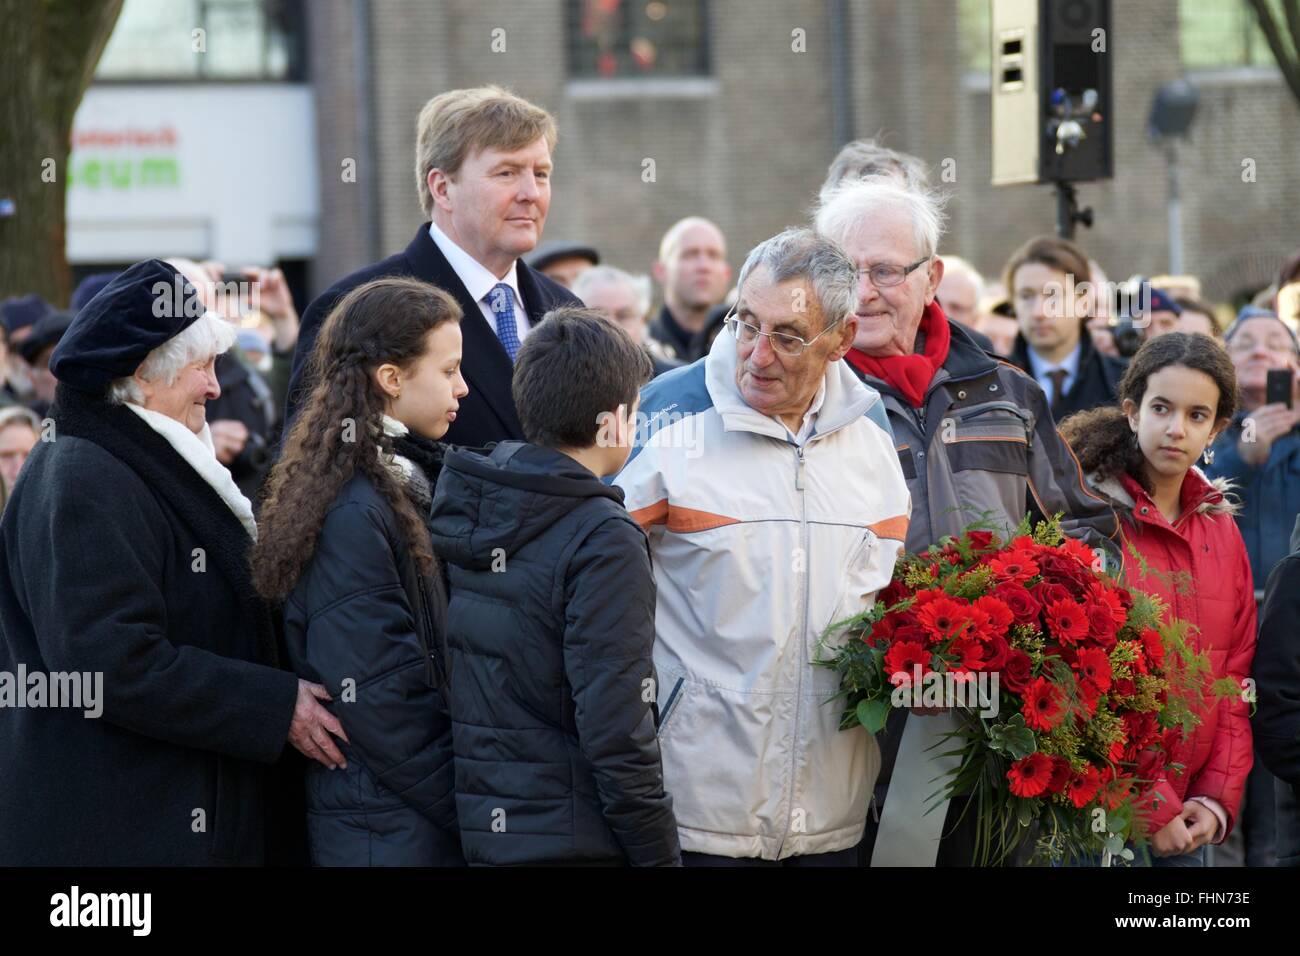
[614, 228, 911, 864]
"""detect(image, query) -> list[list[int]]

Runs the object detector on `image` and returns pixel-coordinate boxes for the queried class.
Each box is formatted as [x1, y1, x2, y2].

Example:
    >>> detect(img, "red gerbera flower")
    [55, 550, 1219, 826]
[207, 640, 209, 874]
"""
[989, 550, 1040, 584]
[1058, 537, 1098, 569]
[1045, 598, 1089, 646]
[1074, 646, 1113, 693]
[1022, 676, 1067, 730]
[1140, 627, 1166, 668]
[884, 640, 930, 687]
[1066, 765, 1102, 808]
[1089, 584, 1128, 627]
[1007, 752, 1054, 798]
[916, 597, 973, 644]
[974, 595, 1015, 638]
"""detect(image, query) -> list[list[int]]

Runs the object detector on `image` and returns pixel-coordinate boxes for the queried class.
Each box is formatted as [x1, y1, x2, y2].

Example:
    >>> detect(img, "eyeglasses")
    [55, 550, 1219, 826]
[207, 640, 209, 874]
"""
[725, 311, 843, 357]
[857, 255, 932, 288]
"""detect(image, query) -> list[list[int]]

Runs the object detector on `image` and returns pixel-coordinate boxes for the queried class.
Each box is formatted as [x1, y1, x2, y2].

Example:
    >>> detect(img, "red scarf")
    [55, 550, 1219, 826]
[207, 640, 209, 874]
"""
[844, 301, 952, 407]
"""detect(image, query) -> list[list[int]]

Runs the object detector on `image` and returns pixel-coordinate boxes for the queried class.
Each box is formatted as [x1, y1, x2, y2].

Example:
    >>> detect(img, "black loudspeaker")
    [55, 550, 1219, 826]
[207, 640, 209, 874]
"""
[992, 0, 1113, 186]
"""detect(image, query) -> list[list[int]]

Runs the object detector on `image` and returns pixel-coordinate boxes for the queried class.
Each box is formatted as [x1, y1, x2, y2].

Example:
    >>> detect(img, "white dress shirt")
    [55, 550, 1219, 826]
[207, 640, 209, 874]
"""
[1025, 342, 1082, 401]
[428, 221, 531, 341]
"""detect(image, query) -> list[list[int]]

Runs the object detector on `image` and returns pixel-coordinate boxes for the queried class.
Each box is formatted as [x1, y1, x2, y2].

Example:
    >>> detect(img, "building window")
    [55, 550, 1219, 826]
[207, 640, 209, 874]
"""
[567, 0, 710, 78]
[95, 0, 305, 81]
[1180, 0, 1278, 70]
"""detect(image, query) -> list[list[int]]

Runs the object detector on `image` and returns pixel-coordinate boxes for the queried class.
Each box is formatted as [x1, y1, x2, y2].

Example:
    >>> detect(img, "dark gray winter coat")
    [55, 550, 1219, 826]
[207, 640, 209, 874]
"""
[429, 441, 680, 866]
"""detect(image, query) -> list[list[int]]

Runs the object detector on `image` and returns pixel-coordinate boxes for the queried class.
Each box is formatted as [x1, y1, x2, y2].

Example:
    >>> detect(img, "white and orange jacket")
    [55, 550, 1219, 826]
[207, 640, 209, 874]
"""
[614, 329, 911, 860]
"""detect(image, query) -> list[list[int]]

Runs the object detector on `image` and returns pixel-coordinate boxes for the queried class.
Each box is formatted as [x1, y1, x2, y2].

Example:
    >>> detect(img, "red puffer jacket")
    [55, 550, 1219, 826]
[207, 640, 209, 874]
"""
[1093, 468, 1257, 838]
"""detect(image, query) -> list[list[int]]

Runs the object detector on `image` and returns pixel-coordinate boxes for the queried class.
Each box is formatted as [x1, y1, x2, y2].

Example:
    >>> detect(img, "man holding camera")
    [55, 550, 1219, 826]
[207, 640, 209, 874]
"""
[1003, 235, 1127, 422]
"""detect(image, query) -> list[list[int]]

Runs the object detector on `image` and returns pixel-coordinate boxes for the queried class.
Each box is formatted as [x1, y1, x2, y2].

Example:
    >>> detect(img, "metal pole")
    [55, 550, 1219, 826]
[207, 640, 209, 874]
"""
[1167, 140, 1183, 275]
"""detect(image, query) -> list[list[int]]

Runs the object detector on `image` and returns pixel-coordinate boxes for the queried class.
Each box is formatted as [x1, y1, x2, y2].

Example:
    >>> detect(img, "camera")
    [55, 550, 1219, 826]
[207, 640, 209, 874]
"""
[1108, 276, 1152, 358]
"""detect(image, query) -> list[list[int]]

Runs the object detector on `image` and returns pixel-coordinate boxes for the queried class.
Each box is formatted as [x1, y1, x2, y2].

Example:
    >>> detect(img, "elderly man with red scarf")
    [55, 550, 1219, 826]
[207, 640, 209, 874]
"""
[815, 178, 1119, 867]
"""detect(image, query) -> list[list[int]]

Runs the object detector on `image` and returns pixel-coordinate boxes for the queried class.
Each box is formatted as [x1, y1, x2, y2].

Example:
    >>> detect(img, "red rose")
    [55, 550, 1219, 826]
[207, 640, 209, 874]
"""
[989, 550, 1040, 584]
[879, 579, 912, 609]
[1002, 649, 1033, 692]
[1067, 765, 1102, 808]
[1112, 677, 1136, 698]
[1085, 603, 1119, 644]
[967, 529, 998, 552]
[892, 624, 927, 646]
[1007, 753, 1054, 798]
[1022, 677, 1067, 731]
[1045, 598, 1090, 646]
[993, 583, 1042, 626]
[1074, 646, 1113, 693]
[983, 633, 1011, 672]
[884, 640, 930, 687]
[1047, 756, 1073, 794]
[1033, 580, 1074, 610]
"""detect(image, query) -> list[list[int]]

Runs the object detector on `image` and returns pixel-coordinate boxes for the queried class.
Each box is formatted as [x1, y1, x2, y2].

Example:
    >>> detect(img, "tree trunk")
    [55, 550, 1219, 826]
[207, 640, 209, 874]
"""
[1247, 0, 1300, 107]
[0, 0, 124, 305]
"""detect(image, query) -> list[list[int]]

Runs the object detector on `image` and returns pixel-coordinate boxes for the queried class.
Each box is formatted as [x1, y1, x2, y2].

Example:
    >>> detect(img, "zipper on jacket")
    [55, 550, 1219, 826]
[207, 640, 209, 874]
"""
[779, 442, 811, 857]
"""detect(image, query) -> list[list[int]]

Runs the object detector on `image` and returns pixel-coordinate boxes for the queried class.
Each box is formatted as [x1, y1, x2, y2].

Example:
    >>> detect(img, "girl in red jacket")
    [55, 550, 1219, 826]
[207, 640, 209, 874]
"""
[1062, 332, 1256, 866]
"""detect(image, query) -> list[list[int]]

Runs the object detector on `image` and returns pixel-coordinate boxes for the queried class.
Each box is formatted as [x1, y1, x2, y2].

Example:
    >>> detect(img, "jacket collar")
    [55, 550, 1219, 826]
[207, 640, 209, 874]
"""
[704, 325, 878, 443]
[848, 317, 999, 402]
[49, 383, 279, 663]
[1091, 467, 1240, 523]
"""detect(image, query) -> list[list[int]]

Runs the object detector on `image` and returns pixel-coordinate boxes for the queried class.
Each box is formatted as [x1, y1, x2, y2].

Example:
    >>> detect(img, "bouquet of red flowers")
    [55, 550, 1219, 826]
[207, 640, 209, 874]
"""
[821, 516, 1220, 865]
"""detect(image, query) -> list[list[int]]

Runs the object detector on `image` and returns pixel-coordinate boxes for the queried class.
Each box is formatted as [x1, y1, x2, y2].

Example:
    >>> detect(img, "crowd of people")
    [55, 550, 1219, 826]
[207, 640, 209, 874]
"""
[1, 84, 1298, 868]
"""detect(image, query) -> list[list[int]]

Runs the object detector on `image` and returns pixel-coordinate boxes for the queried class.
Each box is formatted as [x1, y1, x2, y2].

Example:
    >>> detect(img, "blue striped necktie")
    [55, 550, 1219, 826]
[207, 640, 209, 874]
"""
[486, 282, 521, 362]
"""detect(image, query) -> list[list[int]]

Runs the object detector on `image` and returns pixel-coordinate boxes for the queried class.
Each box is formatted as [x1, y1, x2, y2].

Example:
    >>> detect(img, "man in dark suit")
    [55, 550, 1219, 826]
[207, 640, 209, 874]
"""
[286, 86, 580, 447]
[1001, 234, 1127, 424]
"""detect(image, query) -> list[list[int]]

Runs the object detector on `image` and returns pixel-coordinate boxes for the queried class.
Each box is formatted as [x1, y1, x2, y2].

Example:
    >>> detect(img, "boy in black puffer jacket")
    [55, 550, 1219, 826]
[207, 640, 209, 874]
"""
[429, 308, 681, 866]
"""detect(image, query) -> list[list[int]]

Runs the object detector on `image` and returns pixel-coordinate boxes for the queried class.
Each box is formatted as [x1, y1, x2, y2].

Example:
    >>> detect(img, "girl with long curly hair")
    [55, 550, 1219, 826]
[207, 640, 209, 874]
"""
[251, 276, 469, 866]
[1060, 332, 1256, 867]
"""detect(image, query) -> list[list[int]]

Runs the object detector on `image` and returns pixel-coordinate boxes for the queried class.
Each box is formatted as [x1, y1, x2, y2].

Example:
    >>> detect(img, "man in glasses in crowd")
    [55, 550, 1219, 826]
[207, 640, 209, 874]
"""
[814, 176, 1119, 867]
[614, 228, 911, 865]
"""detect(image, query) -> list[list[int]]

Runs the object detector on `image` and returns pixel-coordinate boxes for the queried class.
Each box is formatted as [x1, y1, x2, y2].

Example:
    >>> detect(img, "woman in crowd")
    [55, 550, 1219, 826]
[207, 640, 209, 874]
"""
[252, 276, 468, 866]
[0, 260, 338, 865]
[1061, 332, 1256, 866]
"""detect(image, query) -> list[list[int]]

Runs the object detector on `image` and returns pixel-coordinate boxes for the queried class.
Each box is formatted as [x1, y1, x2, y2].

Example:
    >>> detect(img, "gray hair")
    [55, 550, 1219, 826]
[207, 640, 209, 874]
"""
[573, 265, 653, 319]
[736, 228, 857, 330]
[107, 311, 236, 406]
[940, 254, 985, 296]
[814, 178, 948, 260]
[819, 138, 931, 200]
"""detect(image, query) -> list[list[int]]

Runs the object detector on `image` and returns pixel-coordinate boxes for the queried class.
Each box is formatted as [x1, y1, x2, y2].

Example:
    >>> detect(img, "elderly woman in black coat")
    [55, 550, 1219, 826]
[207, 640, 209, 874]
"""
[0, 260, 347, 866]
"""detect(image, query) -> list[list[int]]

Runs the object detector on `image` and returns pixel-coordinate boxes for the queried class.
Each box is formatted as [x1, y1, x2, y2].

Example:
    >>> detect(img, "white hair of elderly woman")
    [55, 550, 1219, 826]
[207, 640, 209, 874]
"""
[106, 311, 236, 405]
[814, 177, 948, 262]
[572, 265, 653, 318]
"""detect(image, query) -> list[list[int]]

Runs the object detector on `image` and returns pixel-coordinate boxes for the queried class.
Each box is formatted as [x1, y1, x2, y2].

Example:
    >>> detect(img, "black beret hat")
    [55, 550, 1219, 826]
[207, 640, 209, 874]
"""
[50, 259, 207, 395]
[1, 294, 54, 337]
[527, 241, 600, 272]
[18, 310, 75, 365]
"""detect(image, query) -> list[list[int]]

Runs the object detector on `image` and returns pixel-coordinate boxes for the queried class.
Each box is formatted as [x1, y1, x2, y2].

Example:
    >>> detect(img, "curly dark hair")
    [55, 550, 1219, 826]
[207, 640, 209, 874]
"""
[251, 276, 462, 602]
[1059, 332, 1238, 494]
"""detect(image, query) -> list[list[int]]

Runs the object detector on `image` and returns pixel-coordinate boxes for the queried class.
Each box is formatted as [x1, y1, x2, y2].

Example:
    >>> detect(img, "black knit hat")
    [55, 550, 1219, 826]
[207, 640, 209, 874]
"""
[50, 259, 207, 394]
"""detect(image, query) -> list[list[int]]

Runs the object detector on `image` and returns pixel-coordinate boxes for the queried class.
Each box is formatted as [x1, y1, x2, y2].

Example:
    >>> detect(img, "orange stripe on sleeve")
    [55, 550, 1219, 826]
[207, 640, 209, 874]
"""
[666, 505, 741, 534]
[628, 498, 670, 531]
[868, 514, 910, 542]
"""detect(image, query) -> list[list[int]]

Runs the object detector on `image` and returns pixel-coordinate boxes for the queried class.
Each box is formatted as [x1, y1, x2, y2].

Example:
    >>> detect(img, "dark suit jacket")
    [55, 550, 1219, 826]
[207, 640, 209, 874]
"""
[286, 223, 581, 448]
[1007, 330, 1128, 424]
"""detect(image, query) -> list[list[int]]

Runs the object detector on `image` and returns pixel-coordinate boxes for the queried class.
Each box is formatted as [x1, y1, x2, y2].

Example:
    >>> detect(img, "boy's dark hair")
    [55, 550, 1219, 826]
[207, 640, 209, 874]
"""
[512, 307, 654, 449]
